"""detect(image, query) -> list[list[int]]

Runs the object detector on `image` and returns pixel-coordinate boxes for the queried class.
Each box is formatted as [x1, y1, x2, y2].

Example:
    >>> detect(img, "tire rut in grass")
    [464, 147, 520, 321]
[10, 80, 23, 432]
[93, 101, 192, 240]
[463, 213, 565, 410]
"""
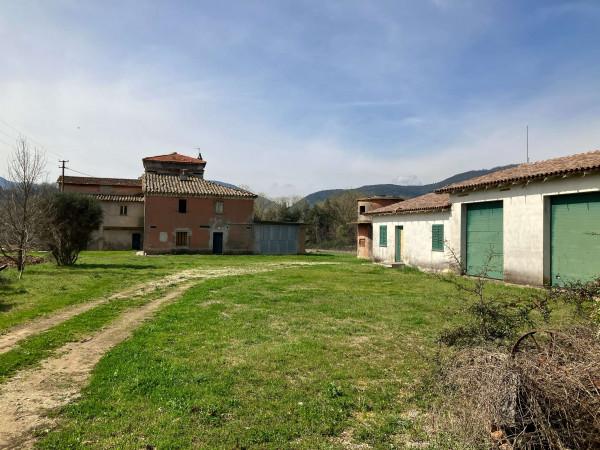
[0, 262, 331, 449]
[0, 264, 291, 355]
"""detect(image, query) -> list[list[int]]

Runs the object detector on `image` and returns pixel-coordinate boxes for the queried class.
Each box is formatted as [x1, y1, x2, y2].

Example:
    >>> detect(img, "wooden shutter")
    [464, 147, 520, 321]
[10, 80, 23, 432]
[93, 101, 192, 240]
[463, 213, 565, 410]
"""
[379, 225, 387, 247]
[176, 231, 188, 246]
[432, 224, 444, 251]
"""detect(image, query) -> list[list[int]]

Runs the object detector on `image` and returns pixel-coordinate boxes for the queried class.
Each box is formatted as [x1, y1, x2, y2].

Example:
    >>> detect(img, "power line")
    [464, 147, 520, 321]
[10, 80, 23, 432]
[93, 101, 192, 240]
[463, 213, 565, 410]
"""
[0, 125, 18, 141]
[0, 117, 65, 159]
[65, 166, 95, 177]
[0, 135, 15, 149]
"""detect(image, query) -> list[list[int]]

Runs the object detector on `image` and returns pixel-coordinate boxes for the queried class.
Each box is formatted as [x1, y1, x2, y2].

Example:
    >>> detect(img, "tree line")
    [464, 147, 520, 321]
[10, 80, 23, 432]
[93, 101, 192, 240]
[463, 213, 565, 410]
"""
[254, 191, 361, 249]
[0, 138, 102, 278]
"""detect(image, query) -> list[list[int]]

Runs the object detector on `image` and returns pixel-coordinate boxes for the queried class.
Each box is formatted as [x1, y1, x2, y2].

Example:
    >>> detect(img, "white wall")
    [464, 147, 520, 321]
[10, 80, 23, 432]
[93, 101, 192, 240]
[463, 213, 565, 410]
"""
[371, 211, 452, 271]
[449, 173, 600, 286]
[101, 202, 144, 228]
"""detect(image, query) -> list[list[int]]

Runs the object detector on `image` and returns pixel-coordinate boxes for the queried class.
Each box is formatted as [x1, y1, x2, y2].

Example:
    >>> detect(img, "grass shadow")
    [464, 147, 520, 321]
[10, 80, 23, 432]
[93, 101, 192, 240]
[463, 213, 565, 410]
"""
[0, 301, 14, 312]
[0, 275, 16, 311]
[68, 263, 157, 270]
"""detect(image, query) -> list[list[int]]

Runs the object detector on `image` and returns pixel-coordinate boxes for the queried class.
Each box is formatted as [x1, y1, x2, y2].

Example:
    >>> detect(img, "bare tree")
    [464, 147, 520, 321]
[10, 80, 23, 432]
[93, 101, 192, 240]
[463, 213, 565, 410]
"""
[0, 138, 46, 278]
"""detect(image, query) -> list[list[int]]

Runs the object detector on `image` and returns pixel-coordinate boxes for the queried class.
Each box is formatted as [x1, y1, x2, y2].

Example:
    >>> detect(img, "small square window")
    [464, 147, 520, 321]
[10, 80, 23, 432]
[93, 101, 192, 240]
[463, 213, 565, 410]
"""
[119, 205, 128, 216]
[359, 238, 366, 248]
[359, 205, 366, 214]
[215, 201, 224, 214]
[178, 199, 187, 213]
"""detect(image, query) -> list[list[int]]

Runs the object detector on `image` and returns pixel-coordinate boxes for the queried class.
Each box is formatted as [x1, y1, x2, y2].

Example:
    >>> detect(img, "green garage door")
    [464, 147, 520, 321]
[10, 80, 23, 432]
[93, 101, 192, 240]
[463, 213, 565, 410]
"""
[551, 192, 600, 286]
[466, 201, 503, 279]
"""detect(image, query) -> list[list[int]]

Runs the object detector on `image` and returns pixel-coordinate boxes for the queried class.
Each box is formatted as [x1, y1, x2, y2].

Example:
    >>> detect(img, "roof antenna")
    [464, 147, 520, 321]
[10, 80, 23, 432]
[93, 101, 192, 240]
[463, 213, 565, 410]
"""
[195, 147, 203, 160]
[526, 125, 530, 163]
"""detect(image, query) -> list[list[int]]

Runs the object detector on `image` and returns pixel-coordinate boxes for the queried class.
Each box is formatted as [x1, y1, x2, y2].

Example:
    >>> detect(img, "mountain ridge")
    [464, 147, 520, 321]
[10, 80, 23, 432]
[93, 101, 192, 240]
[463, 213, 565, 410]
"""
[301, 165, 517, 205]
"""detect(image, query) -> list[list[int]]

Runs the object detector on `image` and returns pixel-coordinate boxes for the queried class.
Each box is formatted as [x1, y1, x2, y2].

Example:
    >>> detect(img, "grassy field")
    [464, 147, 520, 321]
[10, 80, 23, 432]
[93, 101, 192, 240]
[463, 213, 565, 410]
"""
[0, 252, 572, 449]
[0, 251, 336, 332]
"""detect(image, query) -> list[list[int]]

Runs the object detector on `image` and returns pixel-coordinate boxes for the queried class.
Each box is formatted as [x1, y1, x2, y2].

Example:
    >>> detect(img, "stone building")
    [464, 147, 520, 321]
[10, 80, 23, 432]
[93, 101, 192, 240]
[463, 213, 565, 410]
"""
[61, 152, 304, 255]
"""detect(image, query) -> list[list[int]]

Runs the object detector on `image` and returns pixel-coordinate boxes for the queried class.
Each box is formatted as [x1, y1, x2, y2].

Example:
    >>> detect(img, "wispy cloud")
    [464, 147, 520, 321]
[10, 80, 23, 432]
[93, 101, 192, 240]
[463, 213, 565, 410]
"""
[0, 1, 599, 197]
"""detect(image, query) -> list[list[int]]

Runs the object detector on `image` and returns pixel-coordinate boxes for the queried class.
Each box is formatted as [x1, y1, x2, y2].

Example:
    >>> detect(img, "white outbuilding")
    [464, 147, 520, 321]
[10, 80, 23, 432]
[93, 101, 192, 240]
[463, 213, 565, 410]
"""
[366, 150, 600, 286]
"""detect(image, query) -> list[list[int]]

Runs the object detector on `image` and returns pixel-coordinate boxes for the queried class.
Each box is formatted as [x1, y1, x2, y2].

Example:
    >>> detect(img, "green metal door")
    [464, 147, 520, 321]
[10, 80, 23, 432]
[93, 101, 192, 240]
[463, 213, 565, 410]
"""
[466, 201, 503, 279]
[395, 226, 402, 262]
[551, 192, 600, 285]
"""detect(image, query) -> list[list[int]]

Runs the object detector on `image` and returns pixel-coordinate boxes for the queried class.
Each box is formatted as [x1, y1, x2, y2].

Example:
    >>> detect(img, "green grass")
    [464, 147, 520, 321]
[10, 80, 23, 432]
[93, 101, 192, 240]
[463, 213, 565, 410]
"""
[0, 287, 165, 383]
[0, 252, 573, 448]
[0, 251, 341, 332]
[33, 260, 555, 449]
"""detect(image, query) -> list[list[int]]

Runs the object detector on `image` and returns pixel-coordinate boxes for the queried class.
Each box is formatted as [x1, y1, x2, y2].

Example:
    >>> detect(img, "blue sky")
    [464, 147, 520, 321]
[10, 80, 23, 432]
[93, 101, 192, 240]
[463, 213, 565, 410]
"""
[1, 0, 599, 196]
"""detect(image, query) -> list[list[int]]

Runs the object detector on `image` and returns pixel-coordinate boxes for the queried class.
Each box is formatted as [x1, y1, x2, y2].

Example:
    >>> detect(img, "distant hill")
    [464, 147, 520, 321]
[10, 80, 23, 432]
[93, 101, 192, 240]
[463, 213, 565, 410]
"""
[0, 176, 10, 189]
[301, 165, 516, 205]
[210, 179, 274, 208]
[209, 180, 239, 190]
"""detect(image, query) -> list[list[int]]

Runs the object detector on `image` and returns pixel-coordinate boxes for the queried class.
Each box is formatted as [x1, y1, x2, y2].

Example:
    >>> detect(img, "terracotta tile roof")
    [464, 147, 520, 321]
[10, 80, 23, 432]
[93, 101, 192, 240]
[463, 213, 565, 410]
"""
[88, 193, 144, 203]
[436, 150, 600, 193]
[143, 172, 256, 198]
[367, 192, 450, 215]
[143, 152, 206, 164]
[59, 176, 141, 186]
[357, 196, 405, 202]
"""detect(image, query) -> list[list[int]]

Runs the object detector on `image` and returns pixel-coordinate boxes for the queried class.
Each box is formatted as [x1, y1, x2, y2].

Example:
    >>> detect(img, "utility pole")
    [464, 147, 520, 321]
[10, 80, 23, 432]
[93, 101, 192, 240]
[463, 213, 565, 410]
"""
[58, 160, 69, 192]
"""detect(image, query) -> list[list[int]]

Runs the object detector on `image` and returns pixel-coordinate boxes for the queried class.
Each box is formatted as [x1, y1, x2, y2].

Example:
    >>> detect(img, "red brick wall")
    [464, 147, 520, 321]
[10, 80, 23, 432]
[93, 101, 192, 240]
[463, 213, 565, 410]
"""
[143, 196, 254, 253]
[63, 184, 142, 195]
[357, 223, 373, 259]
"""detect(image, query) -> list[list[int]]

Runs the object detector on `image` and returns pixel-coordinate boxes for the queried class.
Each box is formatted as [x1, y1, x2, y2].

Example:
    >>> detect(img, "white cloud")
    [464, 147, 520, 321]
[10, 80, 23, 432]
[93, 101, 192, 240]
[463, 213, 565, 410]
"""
[0, 1, 599, 198]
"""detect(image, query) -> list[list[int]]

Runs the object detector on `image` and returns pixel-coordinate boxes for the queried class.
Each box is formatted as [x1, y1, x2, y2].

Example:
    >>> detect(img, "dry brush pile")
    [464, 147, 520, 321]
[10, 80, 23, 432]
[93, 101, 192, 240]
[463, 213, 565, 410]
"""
[437, 326, 600, 449]
[432, 261, 600, 450]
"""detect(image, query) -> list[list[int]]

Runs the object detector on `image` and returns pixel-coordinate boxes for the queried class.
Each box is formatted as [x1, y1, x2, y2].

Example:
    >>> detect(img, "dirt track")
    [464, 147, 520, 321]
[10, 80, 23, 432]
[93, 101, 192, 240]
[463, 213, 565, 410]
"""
[0, 262, 331, 449]
[0, 264, 306, 355]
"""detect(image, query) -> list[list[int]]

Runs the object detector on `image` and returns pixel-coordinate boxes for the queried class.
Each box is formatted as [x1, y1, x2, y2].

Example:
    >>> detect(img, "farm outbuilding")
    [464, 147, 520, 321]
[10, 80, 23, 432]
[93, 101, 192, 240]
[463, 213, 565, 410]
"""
[253, 222, 305, 255]
[60, 152, 305, 255]
[365, 150, 600, 286]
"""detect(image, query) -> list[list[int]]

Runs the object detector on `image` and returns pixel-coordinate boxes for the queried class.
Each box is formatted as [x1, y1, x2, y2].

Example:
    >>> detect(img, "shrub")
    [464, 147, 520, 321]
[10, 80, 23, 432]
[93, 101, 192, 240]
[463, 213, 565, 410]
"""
[42, 193, 103, 265]
[438, 271, 550, 347]
[547, 277, 600, 332]
[439, 248, 551, 347]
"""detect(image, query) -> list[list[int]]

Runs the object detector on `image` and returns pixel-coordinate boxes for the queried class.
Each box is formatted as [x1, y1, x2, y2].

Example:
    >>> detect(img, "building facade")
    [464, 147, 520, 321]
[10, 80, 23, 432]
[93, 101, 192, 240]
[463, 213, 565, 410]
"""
[355, 197, 405, 259]
[61, 152, 305, 255]
[366, 150, 600, 286]
[60, 177, 145, 250]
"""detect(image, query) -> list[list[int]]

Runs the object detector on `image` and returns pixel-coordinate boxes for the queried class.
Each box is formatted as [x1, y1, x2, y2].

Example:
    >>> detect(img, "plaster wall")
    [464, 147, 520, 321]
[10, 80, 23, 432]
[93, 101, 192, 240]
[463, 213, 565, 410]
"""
[371, 211, 452, 271]
[448, 173, 600, 285]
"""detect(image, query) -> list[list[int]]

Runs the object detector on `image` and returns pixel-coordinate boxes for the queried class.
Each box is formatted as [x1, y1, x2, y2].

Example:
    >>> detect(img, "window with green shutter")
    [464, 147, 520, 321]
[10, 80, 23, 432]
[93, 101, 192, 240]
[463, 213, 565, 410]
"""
[432, 224, 444, 251]
[379, 225, 387, 247]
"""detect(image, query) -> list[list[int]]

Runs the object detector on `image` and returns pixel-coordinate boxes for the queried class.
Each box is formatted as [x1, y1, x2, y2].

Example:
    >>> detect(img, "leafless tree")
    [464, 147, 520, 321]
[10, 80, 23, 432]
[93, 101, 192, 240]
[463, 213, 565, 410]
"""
[0, 137, 47, 278]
